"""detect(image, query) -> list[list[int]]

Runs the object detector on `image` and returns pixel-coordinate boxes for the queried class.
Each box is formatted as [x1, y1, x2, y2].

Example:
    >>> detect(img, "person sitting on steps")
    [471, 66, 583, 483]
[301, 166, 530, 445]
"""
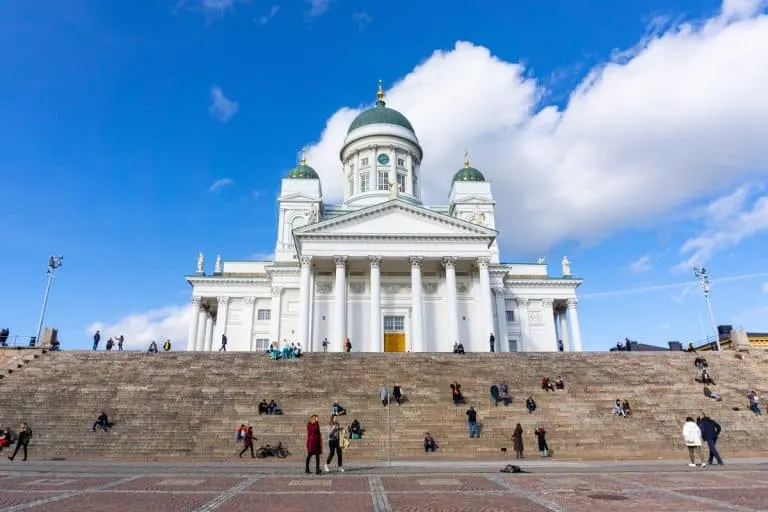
[704, 386, 722, 401]
[268, 400, 283, 415]
[500, 383, 511, 406]
[258, 400, 269, 415]
[698, 370, 715, 385]
[694, 356, 708, 369]
[331, 401, 347, 417]
[424, 432, 437, 452]
[621, 400, 632, 416]
[555, 376, 565, 390]
[92, 412, 110, 432]
[525, 397, 537, 413]
[349, 419, 363, 439]
[490, 384, 500, 406]
[450, 382, 463, 406]
[612, 399, 626, 417]
[541, 377, 555, 392]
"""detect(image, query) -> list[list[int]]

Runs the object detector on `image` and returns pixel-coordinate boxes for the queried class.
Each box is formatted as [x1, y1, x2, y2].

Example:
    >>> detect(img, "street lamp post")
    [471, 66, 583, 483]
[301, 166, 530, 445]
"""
[693, 266, 720, 351]
[35, 256, 64, 346]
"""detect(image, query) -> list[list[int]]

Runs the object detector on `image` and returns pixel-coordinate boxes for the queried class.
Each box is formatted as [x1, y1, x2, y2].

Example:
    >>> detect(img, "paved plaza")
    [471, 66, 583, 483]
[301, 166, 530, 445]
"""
[0, 459, 766, 511]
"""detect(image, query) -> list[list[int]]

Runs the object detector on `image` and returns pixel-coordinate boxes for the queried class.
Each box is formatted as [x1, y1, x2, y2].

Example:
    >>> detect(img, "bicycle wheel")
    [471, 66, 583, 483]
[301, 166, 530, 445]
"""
[277, 447, 288, 459]
[255, 448, 267, 459]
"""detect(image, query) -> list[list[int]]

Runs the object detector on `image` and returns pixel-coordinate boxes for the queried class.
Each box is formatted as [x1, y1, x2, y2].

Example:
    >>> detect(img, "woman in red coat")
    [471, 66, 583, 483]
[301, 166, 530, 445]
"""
[305, 415, 323, 474]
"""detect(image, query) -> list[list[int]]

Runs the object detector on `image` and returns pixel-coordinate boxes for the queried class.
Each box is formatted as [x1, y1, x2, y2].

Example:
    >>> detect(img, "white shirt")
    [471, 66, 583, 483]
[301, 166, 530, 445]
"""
[682, 421, 703, 446]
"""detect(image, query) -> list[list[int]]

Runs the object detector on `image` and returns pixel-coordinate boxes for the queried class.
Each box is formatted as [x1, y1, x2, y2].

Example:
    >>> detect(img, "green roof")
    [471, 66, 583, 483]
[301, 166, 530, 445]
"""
[287, 163, 319, 180]
[348, 99, 415, 134]
[452, 166, 486, 182]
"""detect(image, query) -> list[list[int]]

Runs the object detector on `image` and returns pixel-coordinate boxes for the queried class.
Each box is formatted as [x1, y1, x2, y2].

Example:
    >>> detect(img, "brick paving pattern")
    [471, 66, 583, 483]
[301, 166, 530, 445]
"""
[0, 463, 766, 511]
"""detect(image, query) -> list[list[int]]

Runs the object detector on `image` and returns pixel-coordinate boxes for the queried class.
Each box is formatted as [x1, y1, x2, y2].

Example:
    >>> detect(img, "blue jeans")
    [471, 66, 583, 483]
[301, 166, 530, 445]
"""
[706, 438, 723, 464]
[468, 422, 479, 438]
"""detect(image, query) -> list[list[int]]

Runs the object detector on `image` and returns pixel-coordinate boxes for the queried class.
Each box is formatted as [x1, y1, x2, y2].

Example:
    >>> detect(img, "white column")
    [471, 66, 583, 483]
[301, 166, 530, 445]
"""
[410, 256, 424, 352]
[270, 286, 283, 345]
[298, 255, 312, 346]
[333, 256, 347, 351]
[443, 257, 459, 352]
[204, 313, 214, 351]
[308, 266, 315, 351]
[516, 298, 530, 352]
[187, 297, 202, 351]
[567, 299, 583, 352]
[213, 296, 230, 350]
[244, 296, 256, 350]
[493, 287, 508, 352]
[477, 257, 494, 348]
[194, 303, 207, 351]
[541, 299, 558, 351]
[558, 308, 570, 351]
[369, 256, 382, 352]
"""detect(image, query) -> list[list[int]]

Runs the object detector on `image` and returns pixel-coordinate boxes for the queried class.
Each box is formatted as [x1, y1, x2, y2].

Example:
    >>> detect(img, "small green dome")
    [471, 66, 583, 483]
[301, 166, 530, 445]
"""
[452, 151, 485, 182]
[287, 161, 319, 180]
[347, 82, 415, 134]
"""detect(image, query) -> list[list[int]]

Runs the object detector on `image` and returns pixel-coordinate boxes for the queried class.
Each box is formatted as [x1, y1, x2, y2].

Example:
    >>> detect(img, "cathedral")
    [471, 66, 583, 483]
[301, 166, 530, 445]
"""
[185, 83, 583, 353]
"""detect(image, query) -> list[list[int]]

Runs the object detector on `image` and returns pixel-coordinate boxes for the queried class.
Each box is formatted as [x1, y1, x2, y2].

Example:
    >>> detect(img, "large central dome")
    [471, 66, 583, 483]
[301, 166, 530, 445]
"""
[347, 81, 415, 134]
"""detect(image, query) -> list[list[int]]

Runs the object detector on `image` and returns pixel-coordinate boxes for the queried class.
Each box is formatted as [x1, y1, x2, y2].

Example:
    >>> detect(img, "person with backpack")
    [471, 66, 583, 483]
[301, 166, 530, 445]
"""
[162, 339, 171, 351]
[238, 426, 255, 458]
[324, 416, 344, 473]
[8, 423, 31, 461]
[698, 415, 724, 465]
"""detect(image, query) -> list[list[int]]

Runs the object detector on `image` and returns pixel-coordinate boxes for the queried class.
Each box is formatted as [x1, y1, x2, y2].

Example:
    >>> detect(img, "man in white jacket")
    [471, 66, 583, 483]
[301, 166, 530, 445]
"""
[682, 417, 707, 467]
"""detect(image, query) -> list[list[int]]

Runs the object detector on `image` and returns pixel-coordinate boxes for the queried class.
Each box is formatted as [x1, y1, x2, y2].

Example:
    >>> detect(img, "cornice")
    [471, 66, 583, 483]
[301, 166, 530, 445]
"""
[264, 265, 300, 275]
[296, 234, 495, 243]
[504, 279, 583, 289]
[187, 276, 269, 286]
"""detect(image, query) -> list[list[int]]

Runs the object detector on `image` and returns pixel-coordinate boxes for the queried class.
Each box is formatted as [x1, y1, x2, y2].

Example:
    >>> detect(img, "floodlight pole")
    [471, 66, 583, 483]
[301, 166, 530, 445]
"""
[35, 256, 63, 346]
[694, 266, 720, 351]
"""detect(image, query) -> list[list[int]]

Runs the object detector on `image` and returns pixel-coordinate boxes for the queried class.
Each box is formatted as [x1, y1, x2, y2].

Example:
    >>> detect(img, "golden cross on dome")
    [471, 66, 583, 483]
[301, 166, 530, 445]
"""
[377, 80, 385, 101]
[464, 150, 471, 168]
[300, 147, 307, 165]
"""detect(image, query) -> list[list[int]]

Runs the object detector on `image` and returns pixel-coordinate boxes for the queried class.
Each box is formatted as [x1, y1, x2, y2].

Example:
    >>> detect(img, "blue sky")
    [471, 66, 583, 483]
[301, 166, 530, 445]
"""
[1, 0, 767, 351]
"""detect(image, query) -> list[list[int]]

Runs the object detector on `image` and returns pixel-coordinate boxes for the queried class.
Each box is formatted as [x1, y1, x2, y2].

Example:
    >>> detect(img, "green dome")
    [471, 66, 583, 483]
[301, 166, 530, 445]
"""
[348, 99, 415, 134]
[287, 163, 319, 180]
[452, 166, 486, 182]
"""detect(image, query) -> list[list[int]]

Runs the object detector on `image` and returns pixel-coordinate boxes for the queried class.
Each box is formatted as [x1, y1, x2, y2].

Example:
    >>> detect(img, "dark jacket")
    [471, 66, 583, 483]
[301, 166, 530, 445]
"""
[698, 417, 721, 441]
[466, 408, 477, 423]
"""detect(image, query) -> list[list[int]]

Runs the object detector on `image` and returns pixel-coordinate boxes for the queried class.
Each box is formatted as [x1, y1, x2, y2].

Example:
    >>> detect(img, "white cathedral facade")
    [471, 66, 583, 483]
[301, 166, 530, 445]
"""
[185, 83, 583, 353]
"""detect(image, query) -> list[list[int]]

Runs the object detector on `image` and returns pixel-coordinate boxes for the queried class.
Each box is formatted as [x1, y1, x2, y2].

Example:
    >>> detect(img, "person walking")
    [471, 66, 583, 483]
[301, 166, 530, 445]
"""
[466, 406, 480, 438]
[682, 417, 706, 467]
[378, 385, 389, 407]
[511, 423, 524, 459]
[238, 426, 255, 459]
[8, 423, 31, 461]
[219, 334, 227, 352]
[698, 415, 724, 465]
[305, 415, 322, 474]
[117, 335, 124, 351]
[324, 416, 344, 473]
[489, 333, 495, 352]
[535, 426, 549, 457]
[92, 330, 100, 351]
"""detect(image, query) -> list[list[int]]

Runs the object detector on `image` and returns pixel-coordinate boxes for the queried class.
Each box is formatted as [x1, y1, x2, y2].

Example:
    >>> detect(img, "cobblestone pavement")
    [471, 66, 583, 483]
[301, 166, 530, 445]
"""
[0, 460, 766, 511]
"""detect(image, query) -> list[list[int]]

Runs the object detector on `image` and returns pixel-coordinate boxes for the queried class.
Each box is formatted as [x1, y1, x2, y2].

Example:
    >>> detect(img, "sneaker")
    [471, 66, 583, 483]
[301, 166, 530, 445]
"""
[339, 467, 344, 472]
[700, 463, 707, 467]
[688, 463, 696, 467]
[324, 464, 330, 473]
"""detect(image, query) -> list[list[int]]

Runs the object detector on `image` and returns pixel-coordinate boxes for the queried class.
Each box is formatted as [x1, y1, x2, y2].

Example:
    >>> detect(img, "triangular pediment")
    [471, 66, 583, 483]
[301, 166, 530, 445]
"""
[279, 192, 319, 203]
[294, 200, 497, 238]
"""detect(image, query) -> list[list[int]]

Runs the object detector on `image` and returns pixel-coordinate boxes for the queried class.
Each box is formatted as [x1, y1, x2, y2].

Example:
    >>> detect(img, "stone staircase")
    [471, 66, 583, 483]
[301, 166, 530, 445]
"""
[0, 349, 766, 462]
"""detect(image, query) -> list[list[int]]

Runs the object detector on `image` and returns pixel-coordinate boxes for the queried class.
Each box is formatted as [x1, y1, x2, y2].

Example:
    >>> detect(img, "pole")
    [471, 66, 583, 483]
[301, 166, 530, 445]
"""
[705, 293, 720, 351]
[35, 270, 55, 346]
[35, 256, 63, 347]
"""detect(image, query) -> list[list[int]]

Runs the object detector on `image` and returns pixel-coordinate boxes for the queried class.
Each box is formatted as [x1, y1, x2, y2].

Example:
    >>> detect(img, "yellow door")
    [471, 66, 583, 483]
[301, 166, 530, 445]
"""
[384, 333, 406, 352]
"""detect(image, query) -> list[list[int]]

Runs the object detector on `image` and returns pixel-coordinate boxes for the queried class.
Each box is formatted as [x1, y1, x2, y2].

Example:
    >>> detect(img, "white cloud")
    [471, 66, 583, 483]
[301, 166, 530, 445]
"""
[353, 12, 372, 30]
[304, 3, 768, 254]
[87, 305, 193, 350]
[628, 255, 652, 273]
[177, 0, 246, 19]
[209, 177, 233, 192]
[209, 86, 239, 123]
[306, 0, 331, 19]
[677, 185, 768, 269]
[258, 5, 279, 25]
[251, 251, 274, 260]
